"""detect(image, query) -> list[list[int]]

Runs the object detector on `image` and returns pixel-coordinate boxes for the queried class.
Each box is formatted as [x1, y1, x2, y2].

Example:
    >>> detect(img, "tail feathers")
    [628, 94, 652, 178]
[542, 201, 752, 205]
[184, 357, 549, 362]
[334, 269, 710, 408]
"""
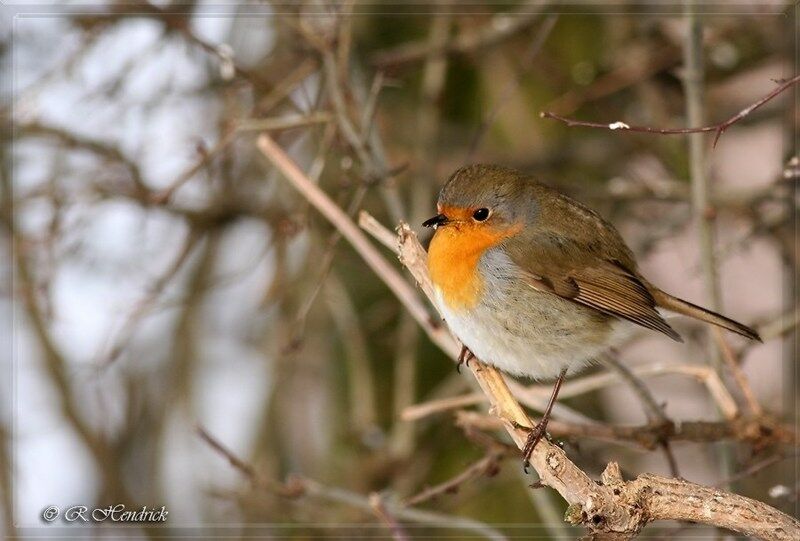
[652, 289, 762, 342]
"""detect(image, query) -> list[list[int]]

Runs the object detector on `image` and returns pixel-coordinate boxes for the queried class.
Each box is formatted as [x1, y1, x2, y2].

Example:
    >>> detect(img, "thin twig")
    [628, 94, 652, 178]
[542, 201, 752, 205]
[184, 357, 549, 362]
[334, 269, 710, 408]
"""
[197, 426, 508, 540]
[402, 355, 740, 427]
[604, 356, 668, 424]
[455, 411, 795, 450]
[402, 393, 485, 422]
[235, 112, 332, 132]
[369, 493, 412, 541]
[152, 127, 238, 204]
[467, 14, 557, 158]
[542, 44, 681, 116]
[404, 359, 787, 446]
[256, 134, 456, 357]
[603, 356, 679, 477]
[682, 10, 731, 493]
[289, 184, 369, 349]
[370, 1, 546, 67]
[712, 328, 763, 416]
[254, 58, 319, 115]
[539, 74, 800, 148]
[300, 479, 508, 541]
[13, 225, 155, 537]
[196, 426, 259, 485]
[305, 26, 407, 222]
[97, 229, 201, 367]
[403, 451, 505, 506]
[322, 48, 385, 180]
[719, 452, 798, 487]
[325, 273, 379, 432]
[359, 210, 401, 251]
[359, 71, 385, 145]
[756, 305, 800, 343]
[512, 362, 740, 421]
[18, 122, 148, 194]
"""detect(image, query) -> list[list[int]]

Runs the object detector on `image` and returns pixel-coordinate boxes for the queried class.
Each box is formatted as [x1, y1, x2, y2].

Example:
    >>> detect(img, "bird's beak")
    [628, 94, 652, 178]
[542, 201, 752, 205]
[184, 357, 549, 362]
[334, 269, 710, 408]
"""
[422, 214, 449, 229]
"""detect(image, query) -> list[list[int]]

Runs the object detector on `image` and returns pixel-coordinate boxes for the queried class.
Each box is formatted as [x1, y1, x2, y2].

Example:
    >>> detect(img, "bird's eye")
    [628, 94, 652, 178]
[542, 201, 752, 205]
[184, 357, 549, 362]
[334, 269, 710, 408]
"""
[472, 208, 490, 221]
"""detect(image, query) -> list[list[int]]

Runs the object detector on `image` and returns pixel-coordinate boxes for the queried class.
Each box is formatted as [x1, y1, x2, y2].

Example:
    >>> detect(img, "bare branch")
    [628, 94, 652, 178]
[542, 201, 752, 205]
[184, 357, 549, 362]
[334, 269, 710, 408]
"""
[540, 74, 800, 147]
[597, 356, 678, 475]
[455, 411, 795, 450]
[467, 14, 557, 158]
[403, 451, 505, 507]
[17, 122, 148, 194]
[712, 328, 763, 416]
[596, 462, 797, 541]
[512, 362, 740, 421]
[197, 426, 508, 540]
[402, 393, 484, 422]
[256, 133, 457, 358]
[371, 1, 546, 68]
[235, 112, 332, 132]
[369, 493, 411, 541]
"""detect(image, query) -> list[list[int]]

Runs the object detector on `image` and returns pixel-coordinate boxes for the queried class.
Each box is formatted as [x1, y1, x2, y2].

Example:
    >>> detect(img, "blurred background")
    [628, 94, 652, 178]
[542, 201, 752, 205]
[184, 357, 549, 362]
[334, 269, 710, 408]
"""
[2, 1, 797, 539]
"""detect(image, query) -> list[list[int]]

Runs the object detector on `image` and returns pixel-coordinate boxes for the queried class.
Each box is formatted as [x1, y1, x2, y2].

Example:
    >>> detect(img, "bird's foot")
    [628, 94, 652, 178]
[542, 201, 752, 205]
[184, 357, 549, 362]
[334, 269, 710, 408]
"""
[512, 420, 552, 473]
[456, 345, 475, 373]
[517, 367, 567, 473]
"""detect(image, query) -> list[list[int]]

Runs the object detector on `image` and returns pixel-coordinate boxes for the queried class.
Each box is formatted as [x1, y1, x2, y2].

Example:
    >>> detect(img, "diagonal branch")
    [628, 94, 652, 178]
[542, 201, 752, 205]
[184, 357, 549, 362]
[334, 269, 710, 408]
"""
[403, 449, 507, 507]
[197, 425, 508, 541]
[370, 1, 546, 68]
[604, 355, 680, 476]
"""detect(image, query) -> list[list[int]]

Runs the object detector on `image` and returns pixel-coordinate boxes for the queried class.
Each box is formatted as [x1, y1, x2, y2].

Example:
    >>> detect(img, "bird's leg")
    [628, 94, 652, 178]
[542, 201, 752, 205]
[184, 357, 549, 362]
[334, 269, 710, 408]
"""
[456, 345, 475, 373]
[521, 368, 568, 472]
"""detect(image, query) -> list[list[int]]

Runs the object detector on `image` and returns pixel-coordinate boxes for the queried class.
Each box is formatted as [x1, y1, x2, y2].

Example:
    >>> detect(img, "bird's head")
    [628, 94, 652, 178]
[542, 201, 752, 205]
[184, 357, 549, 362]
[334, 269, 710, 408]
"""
[423, 164, 534, 238]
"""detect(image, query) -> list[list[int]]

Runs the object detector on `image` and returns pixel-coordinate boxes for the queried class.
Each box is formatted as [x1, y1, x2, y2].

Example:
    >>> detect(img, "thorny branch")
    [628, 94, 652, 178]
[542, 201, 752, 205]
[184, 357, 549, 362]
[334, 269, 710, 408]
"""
[257, 132, 799, 540]
[540, 74, 800, 148]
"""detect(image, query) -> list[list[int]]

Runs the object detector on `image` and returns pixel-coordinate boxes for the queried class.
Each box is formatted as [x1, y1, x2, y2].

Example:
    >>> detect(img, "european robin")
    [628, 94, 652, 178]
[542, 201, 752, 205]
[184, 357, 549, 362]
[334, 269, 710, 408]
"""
[423, 164, 761, 463]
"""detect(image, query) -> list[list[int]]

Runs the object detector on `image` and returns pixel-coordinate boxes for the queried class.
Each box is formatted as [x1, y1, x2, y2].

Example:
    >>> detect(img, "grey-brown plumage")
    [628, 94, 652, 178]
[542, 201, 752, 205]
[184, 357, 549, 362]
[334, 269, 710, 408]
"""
[438, 164, 761, 344]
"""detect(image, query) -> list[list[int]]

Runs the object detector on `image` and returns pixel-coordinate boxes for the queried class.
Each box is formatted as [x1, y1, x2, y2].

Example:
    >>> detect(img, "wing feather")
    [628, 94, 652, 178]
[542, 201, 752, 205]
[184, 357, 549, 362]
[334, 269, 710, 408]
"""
[517, 250, 682, 342]
[571, 274, 682, 341]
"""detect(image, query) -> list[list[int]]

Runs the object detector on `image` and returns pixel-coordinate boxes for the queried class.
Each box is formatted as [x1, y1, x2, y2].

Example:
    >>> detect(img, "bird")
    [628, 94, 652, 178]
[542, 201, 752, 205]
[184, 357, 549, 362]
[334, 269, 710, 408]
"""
[422, 164, 761, 464]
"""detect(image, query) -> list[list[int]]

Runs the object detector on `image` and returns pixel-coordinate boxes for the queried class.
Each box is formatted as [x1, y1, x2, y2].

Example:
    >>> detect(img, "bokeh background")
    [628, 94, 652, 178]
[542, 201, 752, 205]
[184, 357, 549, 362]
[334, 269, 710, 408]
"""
[2, 1, 797, 539]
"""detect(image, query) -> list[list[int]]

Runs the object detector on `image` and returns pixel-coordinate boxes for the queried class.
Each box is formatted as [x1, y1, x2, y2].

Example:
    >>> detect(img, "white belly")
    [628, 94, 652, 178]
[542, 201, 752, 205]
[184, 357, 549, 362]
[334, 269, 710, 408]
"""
[434, 286, 621, 381]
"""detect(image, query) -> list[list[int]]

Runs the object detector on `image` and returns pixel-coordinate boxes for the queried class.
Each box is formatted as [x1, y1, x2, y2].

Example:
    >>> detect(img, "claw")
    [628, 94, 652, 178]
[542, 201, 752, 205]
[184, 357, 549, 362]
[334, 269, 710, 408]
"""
[521, 423, 548, 472]
[510, 420, 531, 432]
[456, 346, 474, 373]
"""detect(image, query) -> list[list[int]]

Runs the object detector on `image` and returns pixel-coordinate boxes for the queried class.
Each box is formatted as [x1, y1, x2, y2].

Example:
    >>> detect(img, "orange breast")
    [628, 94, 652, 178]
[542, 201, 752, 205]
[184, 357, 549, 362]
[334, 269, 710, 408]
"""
[428, 222, 521, 311]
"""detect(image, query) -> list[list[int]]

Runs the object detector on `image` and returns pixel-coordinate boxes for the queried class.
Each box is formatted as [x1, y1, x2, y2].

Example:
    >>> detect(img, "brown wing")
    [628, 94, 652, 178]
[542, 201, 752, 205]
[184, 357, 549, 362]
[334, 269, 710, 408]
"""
[572, 264, 681, 341]
[510, 232, 682, 342]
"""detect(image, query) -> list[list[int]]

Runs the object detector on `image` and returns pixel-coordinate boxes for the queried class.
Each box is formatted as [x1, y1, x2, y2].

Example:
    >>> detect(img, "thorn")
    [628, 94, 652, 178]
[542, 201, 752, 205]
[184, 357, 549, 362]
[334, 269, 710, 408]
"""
[712, 126, 726, 148]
